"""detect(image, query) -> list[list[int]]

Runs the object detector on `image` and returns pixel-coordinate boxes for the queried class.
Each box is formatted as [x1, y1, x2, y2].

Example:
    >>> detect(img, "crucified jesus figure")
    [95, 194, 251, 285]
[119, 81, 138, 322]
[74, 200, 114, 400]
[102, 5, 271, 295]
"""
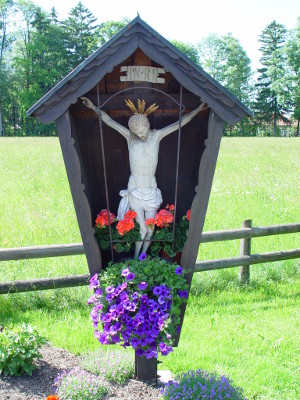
[81, 96, 206, 258]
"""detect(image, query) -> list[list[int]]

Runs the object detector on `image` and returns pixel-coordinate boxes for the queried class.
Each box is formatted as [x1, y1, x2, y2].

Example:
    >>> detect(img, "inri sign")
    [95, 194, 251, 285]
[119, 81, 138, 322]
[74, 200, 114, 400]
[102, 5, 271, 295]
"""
[120, 66, 166, 83]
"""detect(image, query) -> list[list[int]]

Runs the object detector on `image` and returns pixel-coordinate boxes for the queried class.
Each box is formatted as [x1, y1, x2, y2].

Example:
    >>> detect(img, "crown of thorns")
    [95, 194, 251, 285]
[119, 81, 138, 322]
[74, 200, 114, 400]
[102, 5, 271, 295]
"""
[125, 99, 159, 116]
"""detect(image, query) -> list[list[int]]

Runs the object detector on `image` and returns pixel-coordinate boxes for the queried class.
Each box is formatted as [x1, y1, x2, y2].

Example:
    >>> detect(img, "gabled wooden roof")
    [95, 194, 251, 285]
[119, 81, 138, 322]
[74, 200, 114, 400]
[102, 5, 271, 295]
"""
[27, 16, 253, 124]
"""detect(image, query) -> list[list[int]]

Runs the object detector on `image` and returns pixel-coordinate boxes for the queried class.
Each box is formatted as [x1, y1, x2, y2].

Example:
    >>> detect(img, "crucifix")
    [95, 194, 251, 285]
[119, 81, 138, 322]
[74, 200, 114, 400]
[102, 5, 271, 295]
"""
[81, 97, 206, 257]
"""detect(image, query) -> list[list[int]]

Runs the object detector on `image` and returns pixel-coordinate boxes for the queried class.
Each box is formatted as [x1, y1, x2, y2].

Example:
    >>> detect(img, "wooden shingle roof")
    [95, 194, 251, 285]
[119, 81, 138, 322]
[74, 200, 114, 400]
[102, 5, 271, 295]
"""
[27, 16, 253, 124]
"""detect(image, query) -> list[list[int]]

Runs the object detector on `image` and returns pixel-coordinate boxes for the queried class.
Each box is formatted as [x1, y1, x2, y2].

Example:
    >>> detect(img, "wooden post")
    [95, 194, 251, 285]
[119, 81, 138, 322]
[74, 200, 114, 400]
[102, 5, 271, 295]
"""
[238, 220, 252, 284]
[135, 351, 157, 383]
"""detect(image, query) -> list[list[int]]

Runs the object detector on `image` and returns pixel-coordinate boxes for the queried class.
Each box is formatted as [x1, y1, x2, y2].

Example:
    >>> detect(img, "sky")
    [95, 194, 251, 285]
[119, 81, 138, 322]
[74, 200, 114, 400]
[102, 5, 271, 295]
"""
[33, 0, 299, 71]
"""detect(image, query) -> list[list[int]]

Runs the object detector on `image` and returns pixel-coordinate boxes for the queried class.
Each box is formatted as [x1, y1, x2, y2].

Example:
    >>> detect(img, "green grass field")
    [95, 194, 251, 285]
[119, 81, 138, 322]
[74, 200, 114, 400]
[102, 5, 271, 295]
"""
[0, 137, 299, 399]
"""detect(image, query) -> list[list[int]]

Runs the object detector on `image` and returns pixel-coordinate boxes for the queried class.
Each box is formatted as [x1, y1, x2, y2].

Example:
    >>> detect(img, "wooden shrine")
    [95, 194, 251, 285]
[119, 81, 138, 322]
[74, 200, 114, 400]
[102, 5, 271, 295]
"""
[27, 16, 252, 380]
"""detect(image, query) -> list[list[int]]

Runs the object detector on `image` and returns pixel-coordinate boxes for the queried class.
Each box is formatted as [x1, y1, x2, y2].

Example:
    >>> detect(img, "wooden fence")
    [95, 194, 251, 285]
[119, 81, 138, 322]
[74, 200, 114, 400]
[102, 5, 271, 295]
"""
[0, 220, 299, 294]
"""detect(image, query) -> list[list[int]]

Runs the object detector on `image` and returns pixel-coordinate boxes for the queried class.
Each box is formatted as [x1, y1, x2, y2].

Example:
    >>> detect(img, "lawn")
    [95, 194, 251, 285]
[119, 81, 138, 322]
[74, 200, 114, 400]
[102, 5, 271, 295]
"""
[0, 137, 299, 399]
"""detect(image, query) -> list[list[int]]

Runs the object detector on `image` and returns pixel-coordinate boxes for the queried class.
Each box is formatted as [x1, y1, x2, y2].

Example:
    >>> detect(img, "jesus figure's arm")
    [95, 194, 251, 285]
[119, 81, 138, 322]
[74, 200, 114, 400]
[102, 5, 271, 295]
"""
[80, 97, 130, 141]
[157, 102, 208, 141]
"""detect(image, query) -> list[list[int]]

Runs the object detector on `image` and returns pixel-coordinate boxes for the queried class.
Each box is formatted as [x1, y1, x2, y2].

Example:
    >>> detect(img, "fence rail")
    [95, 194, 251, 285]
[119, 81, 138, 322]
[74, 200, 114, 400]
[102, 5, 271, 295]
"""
[0, 221, 299, 294]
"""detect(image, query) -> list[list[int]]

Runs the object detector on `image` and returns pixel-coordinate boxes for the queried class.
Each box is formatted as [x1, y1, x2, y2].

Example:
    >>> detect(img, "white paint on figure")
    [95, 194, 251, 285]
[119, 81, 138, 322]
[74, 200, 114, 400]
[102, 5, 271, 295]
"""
[81, 96, 206, 257]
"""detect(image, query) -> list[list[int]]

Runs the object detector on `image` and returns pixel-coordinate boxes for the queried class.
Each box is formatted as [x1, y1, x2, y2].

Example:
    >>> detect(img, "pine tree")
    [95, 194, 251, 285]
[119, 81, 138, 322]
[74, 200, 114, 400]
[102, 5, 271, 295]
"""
[62, 1, 99, 69]
[286, 18, 300, 136]
[254, 20, 289, 136]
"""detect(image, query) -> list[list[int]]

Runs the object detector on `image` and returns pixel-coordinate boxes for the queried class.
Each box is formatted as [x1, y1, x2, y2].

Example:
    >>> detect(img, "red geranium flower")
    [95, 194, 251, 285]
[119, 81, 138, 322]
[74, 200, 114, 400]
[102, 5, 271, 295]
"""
[95, 209, 116, 228]
[145, 218, 155, 229]
[116, 217, 135, 236]
[46, 396, 59, 400]
[166, 204, 175, 211]
[123, 210, 137, 220]
[154, 209, 174, 228]
[186, 209, 191, 221]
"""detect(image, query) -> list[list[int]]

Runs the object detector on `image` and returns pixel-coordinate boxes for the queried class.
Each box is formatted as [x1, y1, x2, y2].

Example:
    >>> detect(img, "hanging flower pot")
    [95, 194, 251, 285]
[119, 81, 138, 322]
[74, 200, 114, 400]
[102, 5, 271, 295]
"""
[88, 254, 188, 359]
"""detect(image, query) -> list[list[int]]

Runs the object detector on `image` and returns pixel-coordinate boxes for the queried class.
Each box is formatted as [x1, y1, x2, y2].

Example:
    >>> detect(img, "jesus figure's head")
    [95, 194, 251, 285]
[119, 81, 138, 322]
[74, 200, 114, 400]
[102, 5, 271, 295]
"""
[125, 99, 158, 141]
[128, 114, 150, 140]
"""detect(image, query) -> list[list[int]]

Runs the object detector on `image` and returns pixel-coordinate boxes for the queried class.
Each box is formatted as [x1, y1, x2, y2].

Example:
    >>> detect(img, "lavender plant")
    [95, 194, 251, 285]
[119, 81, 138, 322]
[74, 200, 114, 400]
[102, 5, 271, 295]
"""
[54, 367, 108, 400]
[162, 369, 246, 400]
[80, 348, 134, 384]
[88, 255, 189, 359]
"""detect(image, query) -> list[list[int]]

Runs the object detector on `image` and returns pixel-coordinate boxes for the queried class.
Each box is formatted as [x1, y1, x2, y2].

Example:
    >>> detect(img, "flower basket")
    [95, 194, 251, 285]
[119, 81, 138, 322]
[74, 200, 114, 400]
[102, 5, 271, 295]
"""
[160, 250, 182, 265]
[88, 255, 188, 359]
[147, 205, 190, 259]
[94, 209, 141, 257]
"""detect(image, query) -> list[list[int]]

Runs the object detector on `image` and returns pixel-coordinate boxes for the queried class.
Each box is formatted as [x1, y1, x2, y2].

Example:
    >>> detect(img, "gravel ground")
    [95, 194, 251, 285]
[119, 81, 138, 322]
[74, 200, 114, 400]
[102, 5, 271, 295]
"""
[0, 345, 163, 400]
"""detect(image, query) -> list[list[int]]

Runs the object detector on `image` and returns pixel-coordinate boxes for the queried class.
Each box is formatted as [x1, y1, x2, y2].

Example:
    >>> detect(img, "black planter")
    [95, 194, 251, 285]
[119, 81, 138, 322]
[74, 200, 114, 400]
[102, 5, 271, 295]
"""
[135, 351, 158, 383]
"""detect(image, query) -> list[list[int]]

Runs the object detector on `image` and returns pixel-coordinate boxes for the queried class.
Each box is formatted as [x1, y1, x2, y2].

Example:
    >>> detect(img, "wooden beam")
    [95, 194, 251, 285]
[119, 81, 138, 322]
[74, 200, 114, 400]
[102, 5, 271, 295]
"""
[0, 244, 85, 262]
[174, 110, 224, 346]
[56, 111, 102, 276]
[195, 249, 300, 272]
[1, 223, 298, 262]
[0, 275, 90, 294]
[199, 223, 300, 243]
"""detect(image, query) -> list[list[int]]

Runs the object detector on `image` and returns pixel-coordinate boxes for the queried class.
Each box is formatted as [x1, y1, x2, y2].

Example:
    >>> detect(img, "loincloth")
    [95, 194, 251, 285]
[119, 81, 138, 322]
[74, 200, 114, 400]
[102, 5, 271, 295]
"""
[117, 188, 163, 220]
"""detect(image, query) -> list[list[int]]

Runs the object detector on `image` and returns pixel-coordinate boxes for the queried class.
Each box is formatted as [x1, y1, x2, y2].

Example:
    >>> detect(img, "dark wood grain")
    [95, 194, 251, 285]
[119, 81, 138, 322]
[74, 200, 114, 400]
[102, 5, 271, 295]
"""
[174, 109, 224, 346]
[56, 110, 102, 276]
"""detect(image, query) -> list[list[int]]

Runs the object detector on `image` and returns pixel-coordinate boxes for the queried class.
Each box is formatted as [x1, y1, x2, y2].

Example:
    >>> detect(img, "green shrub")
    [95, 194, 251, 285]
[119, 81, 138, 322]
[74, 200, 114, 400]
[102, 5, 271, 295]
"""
[0, 324, 47, 376]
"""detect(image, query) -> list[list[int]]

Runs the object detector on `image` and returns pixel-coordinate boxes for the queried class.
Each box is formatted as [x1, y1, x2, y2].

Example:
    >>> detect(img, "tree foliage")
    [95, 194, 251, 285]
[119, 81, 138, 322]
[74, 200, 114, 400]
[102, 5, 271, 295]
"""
[285, 18, 300, 136]
[254, 21, 289, 136]
[62, 1, 99, 69]
[0, 0, 298, 137]
[171, 40, 200, 65]
[198, 33, 253, 135]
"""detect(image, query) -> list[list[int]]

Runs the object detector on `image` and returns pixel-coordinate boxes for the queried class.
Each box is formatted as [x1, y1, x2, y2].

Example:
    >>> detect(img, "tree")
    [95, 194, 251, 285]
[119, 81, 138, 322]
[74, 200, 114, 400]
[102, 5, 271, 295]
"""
[286, 18, 300, 136]
[171, 40, 200, 65]
[12, 2, 68, 135]
[98, 18, 129, 45]
[254, 21, 289, 136]
[62, 1, 99, 69]
[0, 0, 15, 136]
[198, 33, 253, 135]
[198, 33, 225, 82]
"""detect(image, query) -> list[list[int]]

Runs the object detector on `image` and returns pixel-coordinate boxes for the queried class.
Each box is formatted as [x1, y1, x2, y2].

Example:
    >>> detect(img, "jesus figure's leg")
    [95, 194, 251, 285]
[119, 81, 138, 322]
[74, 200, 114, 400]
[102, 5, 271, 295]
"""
[141, 210, 156, 254]
[132, 206, 148, 258]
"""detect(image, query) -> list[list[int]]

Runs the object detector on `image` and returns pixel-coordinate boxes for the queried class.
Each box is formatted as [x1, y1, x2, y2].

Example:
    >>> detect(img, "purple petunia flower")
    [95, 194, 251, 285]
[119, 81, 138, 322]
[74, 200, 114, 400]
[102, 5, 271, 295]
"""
[175, 266, 183, 275]
[130, 338, 140, 348]
[87, 295, 96, 305]
[138, 252, 147, 261]
[136, 348, 144, 356]
[126, 272, 135, 281]
[131, 292, 139, 301]
[140, 294, 148, 303]
[153, 286, 162, 296]
[105, 285, 115, 294]
[89, 274, 99, 289]
[178, 289, 188, 298]
[121, 268, 130, 277]
[159, 342, 173, 356]
[105, 293, 114, 302]
[123, 300, 136, 312]
[138, 281, 148, 290]
[90, 307, 99, 323]
[139, 304, 148, 315]
[94, 288, 103, 296]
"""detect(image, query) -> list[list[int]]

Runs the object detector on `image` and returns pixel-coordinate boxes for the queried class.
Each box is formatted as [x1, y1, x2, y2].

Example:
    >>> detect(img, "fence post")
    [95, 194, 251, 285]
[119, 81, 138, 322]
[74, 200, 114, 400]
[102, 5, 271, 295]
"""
[238, 219, 252, 284]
